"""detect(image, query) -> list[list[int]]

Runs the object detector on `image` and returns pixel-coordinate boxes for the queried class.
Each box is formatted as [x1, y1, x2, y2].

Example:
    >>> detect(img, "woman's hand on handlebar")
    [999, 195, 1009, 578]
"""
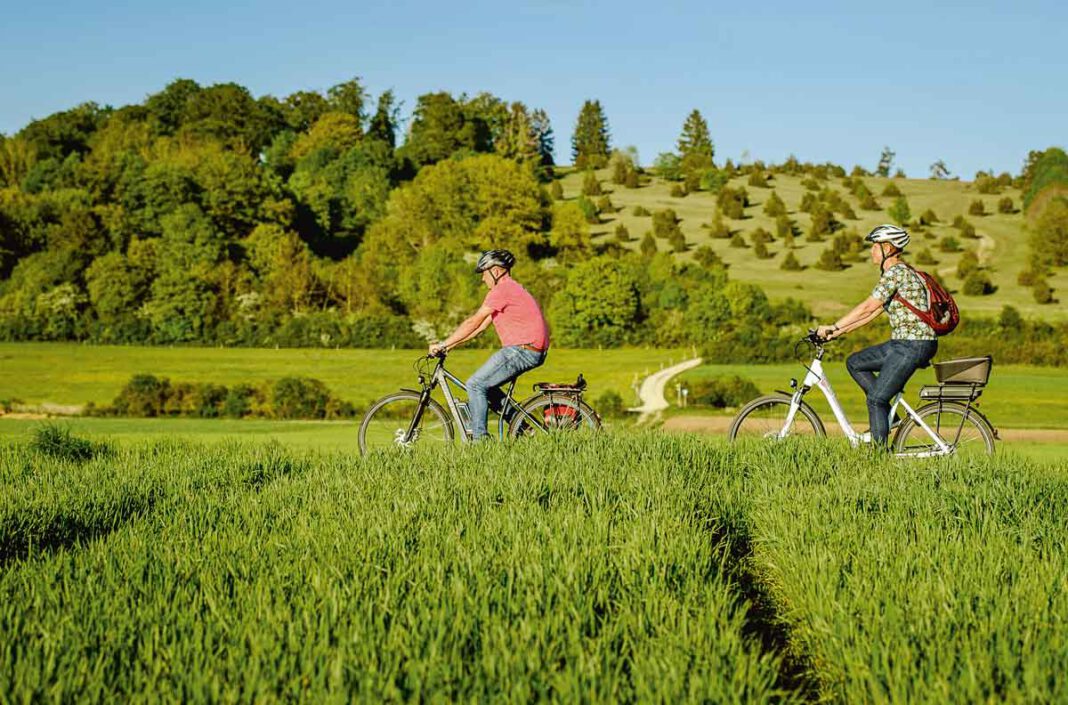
[815, 324, 838, 341]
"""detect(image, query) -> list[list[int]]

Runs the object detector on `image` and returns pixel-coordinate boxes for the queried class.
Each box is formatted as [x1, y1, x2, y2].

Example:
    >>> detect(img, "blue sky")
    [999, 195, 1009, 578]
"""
[1, 0, 1064, 177]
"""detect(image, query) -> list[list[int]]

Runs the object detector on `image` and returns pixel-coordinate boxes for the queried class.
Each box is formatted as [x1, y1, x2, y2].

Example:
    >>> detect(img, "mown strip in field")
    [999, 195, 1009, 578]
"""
[1, 434, 1065, 702]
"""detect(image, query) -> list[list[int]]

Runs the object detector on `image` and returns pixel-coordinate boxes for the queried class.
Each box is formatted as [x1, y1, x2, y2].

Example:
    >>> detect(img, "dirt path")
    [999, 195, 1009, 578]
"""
[629, 358, 703, 422]
[662, 415, 1068, 442]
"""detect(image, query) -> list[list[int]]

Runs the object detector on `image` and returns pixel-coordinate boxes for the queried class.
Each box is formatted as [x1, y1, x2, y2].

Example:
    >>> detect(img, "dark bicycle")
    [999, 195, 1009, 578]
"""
[358, 351, 601, 454]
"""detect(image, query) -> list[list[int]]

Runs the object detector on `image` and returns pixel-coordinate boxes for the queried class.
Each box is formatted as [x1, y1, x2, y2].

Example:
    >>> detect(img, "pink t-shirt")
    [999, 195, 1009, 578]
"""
[482, 275, 550, 350]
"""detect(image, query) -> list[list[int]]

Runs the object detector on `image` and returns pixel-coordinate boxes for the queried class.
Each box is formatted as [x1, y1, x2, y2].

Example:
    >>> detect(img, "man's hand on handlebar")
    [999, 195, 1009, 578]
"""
[428, 343, 448, 358]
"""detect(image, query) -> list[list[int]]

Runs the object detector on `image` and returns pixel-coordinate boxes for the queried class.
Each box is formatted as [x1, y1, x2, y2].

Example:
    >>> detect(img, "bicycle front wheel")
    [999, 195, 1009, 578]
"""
[509, 394, 601, 438]
[358, 392, 454, 455]
[728, 393, 826, 442]
[893, 402, 995, 458]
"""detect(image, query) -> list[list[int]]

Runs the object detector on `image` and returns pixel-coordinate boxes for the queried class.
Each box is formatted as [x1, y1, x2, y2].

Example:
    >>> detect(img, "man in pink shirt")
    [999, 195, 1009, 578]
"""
[429, 249, 550, 440]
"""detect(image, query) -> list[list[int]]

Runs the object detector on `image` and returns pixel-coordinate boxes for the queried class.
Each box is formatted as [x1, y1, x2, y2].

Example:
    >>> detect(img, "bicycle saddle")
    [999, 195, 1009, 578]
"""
[533, 374, 587, 392]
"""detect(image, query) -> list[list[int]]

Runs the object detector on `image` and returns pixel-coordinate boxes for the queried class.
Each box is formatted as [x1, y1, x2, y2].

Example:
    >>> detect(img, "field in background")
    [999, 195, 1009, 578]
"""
[2, 434, 1065, 701]
[0, 342, 688, 409]
[556, 168, 1065, 320]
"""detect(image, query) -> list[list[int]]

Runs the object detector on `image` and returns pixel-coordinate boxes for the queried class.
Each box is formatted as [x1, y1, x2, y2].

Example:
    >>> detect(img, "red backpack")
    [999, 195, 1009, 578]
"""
[894, 264, 959, 336]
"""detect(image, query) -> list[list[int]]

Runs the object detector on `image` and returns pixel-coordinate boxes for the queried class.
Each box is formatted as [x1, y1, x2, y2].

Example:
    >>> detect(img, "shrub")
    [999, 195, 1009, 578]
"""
[781, 251, 802, 271]
[750, 227, 773, 245]
[919, 208, 939, 225]
[640, 232, 657, 256]
[223, 384, 258, 418]
[957, 250, 980, 279]
[669, 229, 688, 253]
[624, 170, 640, 188]
[271, 377, 330, 419]
[31, 424, 105, 462]
[939, 236, 962, 252]
[652, 209, 681, 239]
[717, 187, 749, 219]
[576, 196, 600, 224]
[699, 168, 729, 193]
[614, 223, 630, 243]
[763, 191, 787, 216]
[968, 199, 986, 216]
[858, 193, 880, 211]
[594, 389, 627, 418]
[887, 195, 911, 225]
[815, 247, 845, 271]
[581, 170, 602, 196]
[753, 240, 772, 259]
[694, 246, 723, 268]
[801, 177, 820, 191]
[775, 214, 794, 241]
[975, 173, 1001, 194]
[632, 205, 650, 217]
[915, 248, 938, 266]
[1033, 278, 1054, 304]
[708, 209, 731, 238]
[881, 182, 902, 197]
[549, 180, 564, 200]
[799, 192, 817, 213]
[1017, 269, 1036, 287]
[669, 183, 687, 197]
[747, 171, 770, 188]
[951, 214, 966, 228]
[596, 195, 615, 213]
[962, 271, 995, 296]
[959, 222, 977, 239]
[997, 197, 1015, 214]
[689, 375, 760, 408]
[729, 232, 747, 248]
[111, 374, 171, 417]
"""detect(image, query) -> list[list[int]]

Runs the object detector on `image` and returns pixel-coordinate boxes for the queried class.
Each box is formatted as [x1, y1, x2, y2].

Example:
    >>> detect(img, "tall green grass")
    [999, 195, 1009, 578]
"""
[1, 433, 1065, 702]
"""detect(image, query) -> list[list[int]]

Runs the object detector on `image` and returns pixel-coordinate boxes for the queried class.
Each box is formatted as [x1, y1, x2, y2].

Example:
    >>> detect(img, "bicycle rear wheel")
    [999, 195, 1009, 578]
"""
[358, 392, 454, 455]
[893, 402, 995, 458]
[509, 394, 601, 438]
[728, 393, 826, 442]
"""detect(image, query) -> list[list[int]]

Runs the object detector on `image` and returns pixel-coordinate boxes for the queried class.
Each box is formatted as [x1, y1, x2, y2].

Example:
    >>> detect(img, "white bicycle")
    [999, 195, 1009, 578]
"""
[728, 331, 997, 457]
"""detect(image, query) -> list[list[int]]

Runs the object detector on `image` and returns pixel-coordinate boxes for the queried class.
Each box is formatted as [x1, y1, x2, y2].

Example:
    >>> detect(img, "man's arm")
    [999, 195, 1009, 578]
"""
[430, 306, 494, 354]
[816, 297, 884, 339]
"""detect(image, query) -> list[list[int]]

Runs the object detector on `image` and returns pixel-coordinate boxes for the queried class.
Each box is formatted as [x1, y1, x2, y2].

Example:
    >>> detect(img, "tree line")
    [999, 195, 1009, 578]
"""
[0, 77, 1063, 359]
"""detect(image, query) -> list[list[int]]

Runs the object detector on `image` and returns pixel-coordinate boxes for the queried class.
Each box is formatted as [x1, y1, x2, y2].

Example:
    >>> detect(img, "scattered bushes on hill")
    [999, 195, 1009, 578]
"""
[729, 232, 747, 248]
[708, 209, 731, 238]
[887, 195, 911, 225]
[915, 248, 938, 266]
[957, 250, 980, 279]
[747, 171, 770, 188]
[632, 205, 651, 217]
[576, 196, 600, 224]
[693, 246, 723, 268]
[998, 197, 1015, 213]
[815, 247, 846, 271]
[103, 374, 356, 419]
[940, 236, 962, 253]
[652, 209, 682, 239]
[881, 182, 902, 197]
[669, 183, 687, 197]
[640, 232, 657, 256]
[781, 251, 802, 271]
[596, 195, 615, 213]
[581, 170, 602, 197]
[763, 191, 787, 217]
[717, 186, 750, 219]
[614, 223, 630, 243]
[968, 199, 987, 216]
[919, 208, 939, 225]
[858, 192, 881, 211]
[1033, 278, 1054, 304]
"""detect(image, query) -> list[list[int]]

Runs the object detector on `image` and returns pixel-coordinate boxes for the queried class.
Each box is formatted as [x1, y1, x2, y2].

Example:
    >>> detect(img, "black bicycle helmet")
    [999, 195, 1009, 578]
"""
[475, 249, 516, 273]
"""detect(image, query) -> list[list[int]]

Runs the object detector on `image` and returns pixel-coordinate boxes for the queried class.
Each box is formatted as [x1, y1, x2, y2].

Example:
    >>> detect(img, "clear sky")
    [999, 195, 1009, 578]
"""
[1, 0, 1064, 177]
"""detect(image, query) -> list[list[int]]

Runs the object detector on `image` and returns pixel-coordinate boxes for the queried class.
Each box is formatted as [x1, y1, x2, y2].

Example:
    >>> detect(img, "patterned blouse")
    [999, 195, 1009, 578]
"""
[870, 264, 936, 340]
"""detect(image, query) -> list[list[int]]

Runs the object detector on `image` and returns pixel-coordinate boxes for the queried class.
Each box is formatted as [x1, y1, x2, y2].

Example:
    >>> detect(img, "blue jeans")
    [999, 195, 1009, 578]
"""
[466, 346, 547, 440]
[847, 339, 938, 446]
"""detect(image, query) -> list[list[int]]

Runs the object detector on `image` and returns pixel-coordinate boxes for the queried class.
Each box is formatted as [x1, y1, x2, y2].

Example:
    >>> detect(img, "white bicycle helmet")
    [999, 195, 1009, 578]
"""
[865, 224, 910, 250]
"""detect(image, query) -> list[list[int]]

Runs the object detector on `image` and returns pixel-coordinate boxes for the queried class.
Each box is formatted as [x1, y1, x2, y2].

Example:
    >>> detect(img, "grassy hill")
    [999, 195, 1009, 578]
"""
[556, 168, 1063, 320]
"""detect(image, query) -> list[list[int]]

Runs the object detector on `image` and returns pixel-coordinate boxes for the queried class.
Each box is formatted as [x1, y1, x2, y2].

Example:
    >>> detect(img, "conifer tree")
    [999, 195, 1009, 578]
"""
[531, 109, 555, 167]
[781, 251, 802, 270]
[676, 109, 714, 178]
[367, 90, 397, 148]
[496, 102, 541, 164]
[640, 232, 657, 257]
[571, 100, 611, 168]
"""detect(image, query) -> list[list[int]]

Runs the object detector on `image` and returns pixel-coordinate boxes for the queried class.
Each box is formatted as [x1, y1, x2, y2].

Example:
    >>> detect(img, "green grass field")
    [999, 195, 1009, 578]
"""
[557, 168, 1066, 320]
[0, 342, 689, 409]
[2, 433, 1066, 701]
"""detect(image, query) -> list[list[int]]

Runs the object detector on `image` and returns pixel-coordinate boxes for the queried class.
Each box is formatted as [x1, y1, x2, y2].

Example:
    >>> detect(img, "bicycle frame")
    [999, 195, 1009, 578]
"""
[415, 356, 549, 441]
[788, 349, 952, 455]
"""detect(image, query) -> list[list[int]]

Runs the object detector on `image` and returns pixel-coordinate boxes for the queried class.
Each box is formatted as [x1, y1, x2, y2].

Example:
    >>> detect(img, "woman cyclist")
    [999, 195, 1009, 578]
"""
[816, 225, 938, 447]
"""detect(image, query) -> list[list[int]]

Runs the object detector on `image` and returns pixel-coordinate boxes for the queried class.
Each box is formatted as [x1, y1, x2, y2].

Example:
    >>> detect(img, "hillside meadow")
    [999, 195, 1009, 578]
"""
[558, 168, 1064, 320]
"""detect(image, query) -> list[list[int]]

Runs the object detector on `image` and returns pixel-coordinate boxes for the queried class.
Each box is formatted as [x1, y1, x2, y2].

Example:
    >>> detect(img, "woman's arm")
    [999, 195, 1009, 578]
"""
[816, 297, 884, 339]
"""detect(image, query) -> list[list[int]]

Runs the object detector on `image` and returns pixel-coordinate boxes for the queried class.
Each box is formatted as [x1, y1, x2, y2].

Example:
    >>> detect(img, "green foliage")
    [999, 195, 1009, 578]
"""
[814, 247, 845, 271]
[957, 250, 980, 279]
[640, 232, 657, 257]
[876, 146, 895, 177]
[595, 195, 615, 213]
[632, 205, 651, 217]
[400, 92, 485, 168]
[780, 251, 802, 271]
[919, 208, 939, 225]
[763, 191, 786, 217]
[548, 257, 642, 347]
[652, 209, 681, 239]
[1031, 197, 1068, 267]
[593, 389, 626, 418]
[752, 240, 771, 259]
[887, 195, 911, 225]
[576, 196, 600, 224]
[968, 199, 987, 216]
[549, 179, 564, 200]
[858, 192, 880, 211]
[716, 187, 749, 220]
[729, 233, 747, 248]
[1033, 277, 1054, 304]
[653, 152, 683, 181]
[1021, 147, 1068, 212]
[669, 183, 687, 198]
[939, 236, 962, 253]
[676, 109, 715, 179]
[747, 171, 769, 188]
[550, 202, 592, 261]
[997, 196, 1015, 213]
[688, 375, 759, 408]
[571, 100, 611, 169]
[708, 209, 731, 239]
[699, 168, 729, 193]
[581, 169, 602, 196]
[880, 182, 901, 197]
[693, 246, 722, 268]
[613, 223, 630, 243]
[915, 248, 938, 266]
[610, 150, 639, 187]
[962, 271, 995, 296]
[30, 424, 105, 462]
